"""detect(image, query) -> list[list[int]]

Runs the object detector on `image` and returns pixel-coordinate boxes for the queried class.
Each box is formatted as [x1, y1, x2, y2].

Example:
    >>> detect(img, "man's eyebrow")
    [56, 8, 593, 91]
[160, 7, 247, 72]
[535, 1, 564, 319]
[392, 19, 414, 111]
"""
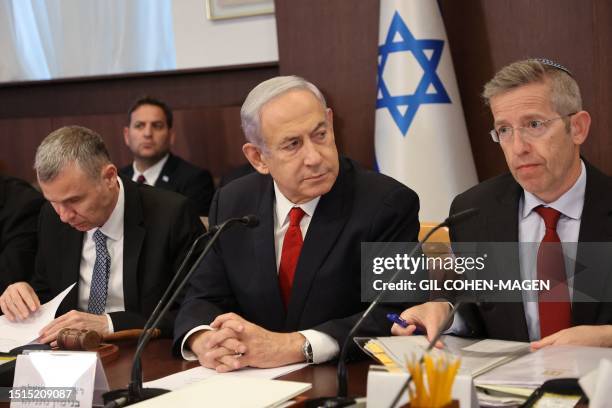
[310, 121, 327, 133]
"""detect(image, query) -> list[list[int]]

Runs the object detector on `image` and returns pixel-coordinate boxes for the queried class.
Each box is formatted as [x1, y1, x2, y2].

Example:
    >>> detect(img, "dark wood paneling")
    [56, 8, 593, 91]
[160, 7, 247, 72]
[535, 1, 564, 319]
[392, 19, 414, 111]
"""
[439, 0, 611, 179]
[275, 0, 380, 168]
[2, 1, 612, 184]
[276, 0, 612, 181]
[0, 65, 277, 181]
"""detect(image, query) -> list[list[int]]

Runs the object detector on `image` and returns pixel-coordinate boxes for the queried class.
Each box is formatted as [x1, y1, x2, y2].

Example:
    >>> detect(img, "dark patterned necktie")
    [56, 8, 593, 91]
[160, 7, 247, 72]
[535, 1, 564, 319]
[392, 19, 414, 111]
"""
[535, 206, 571, 337]
[136, 174, 146, 184]
[87, 229, 111, 315]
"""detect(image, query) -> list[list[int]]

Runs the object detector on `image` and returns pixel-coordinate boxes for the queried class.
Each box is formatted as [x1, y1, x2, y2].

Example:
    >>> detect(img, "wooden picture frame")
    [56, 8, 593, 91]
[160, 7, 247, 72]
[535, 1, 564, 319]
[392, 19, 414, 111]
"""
[206, 0, 274, 20]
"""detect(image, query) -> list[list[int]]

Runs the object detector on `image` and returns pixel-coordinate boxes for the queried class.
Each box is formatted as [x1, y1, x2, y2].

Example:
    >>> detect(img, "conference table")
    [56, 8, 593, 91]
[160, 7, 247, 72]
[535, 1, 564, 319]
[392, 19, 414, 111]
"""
[106, 338, 370, 401]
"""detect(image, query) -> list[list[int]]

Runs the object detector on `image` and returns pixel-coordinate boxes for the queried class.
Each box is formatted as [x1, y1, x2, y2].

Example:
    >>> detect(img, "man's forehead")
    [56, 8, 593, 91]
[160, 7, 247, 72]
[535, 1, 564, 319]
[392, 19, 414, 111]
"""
[131, 105, 166, 122]
[39, 165, 92, 200]
[491, 86, 554, 119]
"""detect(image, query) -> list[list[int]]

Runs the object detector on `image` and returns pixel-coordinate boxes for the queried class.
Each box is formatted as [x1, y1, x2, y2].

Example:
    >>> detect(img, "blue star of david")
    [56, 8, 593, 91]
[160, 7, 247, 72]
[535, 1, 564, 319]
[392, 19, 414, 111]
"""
[377, 11, 451, 136]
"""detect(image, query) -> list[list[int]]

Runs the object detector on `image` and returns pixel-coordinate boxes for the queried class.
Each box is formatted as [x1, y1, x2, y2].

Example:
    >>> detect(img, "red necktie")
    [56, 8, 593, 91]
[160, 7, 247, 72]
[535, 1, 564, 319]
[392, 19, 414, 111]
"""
[535, 206, 571, 337]
[279, 207, 306, 309]
[136, 174, 147, 184]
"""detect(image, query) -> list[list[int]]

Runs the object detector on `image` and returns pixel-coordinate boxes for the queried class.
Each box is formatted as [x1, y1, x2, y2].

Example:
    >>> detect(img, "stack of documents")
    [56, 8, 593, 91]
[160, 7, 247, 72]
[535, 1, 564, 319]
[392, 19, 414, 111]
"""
[360, 336, 612, 407]
[476, 345, 612, 388]
[358, 335, 529, 377]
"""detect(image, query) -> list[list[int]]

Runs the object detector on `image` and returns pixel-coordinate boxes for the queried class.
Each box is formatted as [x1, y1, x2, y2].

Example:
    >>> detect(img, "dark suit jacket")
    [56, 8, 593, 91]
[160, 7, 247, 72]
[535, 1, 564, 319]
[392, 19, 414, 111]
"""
[120, 153, 215, 216]
[174, 156, 420, 356]
[30, 177, 204, 336]
[449, 160, 612, 341]
[0, 176, 45, 293]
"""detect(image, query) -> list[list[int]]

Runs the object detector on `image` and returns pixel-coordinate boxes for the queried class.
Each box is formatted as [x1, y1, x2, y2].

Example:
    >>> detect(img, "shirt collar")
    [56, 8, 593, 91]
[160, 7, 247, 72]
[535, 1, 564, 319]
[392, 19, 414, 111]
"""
[96, 177, 125, 241]
[133, 153, 169, 185]
[273, 181, 320, 227]
[522, 160, 586, 220]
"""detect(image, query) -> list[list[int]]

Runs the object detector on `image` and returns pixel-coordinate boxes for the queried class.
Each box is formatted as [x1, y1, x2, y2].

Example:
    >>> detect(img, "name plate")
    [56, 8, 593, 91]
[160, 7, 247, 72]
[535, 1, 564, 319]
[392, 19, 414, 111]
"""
[11, 351, 108, 408]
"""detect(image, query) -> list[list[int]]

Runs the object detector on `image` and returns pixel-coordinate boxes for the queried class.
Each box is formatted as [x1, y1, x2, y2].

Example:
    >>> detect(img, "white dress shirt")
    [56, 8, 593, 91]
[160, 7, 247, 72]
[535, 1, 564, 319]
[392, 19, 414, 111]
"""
[78, 178, 125, 332]
[131, 154, 169, 186]
[181, 183, 340, 364]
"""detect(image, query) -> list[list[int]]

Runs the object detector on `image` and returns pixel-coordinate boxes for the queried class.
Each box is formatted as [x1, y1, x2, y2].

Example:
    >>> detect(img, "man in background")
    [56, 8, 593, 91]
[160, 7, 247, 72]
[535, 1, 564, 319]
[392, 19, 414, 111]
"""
[0, 126, 203, 342]
[120, 96, 215, 217]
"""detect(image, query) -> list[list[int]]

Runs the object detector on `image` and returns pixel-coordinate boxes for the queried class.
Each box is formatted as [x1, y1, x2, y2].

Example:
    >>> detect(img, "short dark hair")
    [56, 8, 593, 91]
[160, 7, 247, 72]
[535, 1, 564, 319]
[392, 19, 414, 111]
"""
[127, 96, 173, 128]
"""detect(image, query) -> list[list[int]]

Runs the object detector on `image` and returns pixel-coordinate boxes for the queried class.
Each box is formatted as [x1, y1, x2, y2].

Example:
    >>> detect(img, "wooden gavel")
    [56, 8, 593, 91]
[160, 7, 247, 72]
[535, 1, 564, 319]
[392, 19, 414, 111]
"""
[56, 328, 161, 351]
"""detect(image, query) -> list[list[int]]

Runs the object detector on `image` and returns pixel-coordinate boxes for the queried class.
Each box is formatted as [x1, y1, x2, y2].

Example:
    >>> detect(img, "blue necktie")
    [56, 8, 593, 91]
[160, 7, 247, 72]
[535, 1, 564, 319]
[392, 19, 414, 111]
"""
[87, 229, 110, 315]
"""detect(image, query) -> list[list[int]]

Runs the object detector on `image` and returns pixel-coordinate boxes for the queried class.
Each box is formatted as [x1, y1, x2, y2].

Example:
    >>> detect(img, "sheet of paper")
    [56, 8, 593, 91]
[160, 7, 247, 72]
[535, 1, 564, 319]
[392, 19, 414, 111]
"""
[372, 335, 529, 377]
[144, 362, 308, 391]
[476, 345, 612, 388]
[135, 376, 311, 408]
[462, 339, 529, 354]
[0, 283, 75, 352]
[579, 359, 612, 408]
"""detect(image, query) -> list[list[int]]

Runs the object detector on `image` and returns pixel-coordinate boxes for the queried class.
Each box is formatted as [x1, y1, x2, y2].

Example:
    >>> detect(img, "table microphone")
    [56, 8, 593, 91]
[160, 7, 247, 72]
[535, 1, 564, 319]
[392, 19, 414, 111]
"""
[304, 208, 479, 407]
[102, 215, 259, 408]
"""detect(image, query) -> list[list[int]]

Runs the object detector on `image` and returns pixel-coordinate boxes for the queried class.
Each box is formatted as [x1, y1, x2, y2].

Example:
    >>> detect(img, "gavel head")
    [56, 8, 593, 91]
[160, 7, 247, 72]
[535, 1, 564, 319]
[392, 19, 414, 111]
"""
[56, 328, 102, 351]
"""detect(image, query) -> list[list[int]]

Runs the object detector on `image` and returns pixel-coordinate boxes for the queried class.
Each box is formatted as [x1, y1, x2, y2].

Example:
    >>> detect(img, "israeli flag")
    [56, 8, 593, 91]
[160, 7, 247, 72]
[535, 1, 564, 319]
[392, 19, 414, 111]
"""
[375, 0, 477, 222]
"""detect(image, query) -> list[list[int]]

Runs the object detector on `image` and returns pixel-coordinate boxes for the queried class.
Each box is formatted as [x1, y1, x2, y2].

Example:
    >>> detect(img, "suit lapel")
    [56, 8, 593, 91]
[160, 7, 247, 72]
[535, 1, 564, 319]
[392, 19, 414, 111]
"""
[121, 177, 146, 311]
[0, 178, 6, 208]
[251, 177, 286, 330]
[573, 162, 612, 323]
[154, 154, 178, 188]
[486, 179, 530, 339]
[59, 223, 83, 310]
[285, 161, 351, 328]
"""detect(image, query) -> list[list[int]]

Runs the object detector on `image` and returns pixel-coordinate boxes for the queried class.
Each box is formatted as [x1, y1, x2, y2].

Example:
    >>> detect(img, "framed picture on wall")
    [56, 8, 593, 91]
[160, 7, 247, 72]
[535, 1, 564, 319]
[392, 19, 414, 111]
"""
[206, 0, 274, 20]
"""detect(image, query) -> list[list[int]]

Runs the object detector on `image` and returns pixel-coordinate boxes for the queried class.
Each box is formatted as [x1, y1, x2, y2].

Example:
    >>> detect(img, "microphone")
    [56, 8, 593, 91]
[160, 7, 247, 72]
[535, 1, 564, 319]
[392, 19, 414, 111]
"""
[304, 208, 479, 407]
[102, 215, 259, 407]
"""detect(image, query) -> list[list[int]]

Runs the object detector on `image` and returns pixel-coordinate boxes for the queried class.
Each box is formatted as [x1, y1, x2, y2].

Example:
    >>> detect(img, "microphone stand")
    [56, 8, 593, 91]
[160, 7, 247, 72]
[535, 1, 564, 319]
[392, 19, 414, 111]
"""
[102, 216, 258, 407]
[305, 208, 478, 407]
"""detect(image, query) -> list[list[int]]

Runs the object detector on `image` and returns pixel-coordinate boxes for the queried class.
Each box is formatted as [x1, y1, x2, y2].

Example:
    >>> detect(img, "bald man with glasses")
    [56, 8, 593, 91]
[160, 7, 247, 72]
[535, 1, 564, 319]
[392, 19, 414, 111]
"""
[393, 58, 612, 348]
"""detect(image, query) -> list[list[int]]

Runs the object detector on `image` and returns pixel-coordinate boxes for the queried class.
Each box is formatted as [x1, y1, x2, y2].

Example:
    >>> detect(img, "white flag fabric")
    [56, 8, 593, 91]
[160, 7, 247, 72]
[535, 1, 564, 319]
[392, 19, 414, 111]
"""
[375, 0, 478, 222]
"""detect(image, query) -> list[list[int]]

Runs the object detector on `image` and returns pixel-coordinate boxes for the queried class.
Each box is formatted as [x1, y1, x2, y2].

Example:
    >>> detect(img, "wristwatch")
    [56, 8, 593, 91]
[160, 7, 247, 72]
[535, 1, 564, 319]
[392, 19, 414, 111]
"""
[302, 338, 314, 363]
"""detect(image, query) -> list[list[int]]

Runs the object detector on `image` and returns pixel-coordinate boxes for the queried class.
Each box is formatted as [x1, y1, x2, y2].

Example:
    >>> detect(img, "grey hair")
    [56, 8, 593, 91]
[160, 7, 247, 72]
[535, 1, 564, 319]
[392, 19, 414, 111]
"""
[483, 59, 582, 119]
[34, 126, 112, 182]
[240, 75, 327, 148]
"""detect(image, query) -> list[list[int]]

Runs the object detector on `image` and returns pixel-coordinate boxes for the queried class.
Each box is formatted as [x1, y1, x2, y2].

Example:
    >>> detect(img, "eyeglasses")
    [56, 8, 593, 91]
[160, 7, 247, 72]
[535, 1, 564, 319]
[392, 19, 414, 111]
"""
[489, 113, 576, 143]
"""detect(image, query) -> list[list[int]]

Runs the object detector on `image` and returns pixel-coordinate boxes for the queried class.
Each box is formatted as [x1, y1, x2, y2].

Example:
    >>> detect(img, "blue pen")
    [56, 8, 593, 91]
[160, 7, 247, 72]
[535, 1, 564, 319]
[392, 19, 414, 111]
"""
[386, 313, 426, 334]
[386, 313, 408, 328]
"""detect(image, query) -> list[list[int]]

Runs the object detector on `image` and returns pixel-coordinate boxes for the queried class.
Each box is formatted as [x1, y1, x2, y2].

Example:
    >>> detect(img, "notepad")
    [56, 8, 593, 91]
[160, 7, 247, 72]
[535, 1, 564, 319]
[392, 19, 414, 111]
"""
[132, 376, 311, 408]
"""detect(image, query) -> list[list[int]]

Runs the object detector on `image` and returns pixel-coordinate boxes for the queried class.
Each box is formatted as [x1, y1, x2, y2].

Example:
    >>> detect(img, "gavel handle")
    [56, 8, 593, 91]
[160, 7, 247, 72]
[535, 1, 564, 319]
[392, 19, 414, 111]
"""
[103, 328, 161, 342]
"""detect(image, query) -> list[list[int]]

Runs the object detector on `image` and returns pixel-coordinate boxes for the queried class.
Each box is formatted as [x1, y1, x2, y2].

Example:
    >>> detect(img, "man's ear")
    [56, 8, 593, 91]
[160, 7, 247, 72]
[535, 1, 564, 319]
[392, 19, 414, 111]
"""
[101, 164, 118, 187]
[123, 127, 130, 147]
[242, 143, 270, 175]
[169, 129, 176, 147]
[570, 110, 591, 146]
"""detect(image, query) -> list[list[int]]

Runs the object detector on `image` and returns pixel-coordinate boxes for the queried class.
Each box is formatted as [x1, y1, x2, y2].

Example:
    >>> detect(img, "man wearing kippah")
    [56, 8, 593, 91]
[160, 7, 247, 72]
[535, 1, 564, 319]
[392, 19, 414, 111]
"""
[394, 58, 612, 348]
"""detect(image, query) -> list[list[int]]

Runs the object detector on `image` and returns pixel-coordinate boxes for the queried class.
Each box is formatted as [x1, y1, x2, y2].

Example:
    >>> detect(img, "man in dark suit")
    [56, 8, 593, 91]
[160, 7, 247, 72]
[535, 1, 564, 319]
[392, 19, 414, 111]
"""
[120, 96, 215, 216]
[174, 76, 420, 371]
[394, 59, 612, 348]
[0, 126, 203, 342]
[0, 175, 45, 293]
